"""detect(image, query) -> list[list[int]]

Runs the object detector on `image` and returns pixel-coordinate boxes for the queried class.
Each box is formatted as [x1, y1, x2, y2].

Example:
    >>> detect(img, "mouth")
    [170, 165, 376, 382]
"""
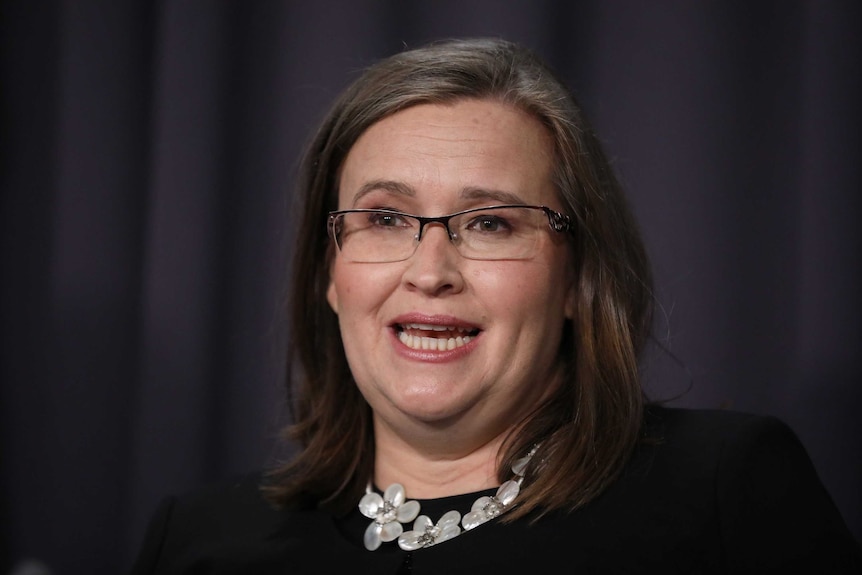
[394, 322, 481, 351]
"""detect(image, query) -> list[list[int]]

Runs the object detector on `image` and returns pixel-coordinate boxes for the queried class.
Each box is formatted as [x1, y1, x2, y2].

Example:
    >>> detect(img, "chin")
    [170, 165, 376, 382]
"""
[398, 395, 453, 415]
[405, 409, 468, 427]
[395, 394, 477, 426]
[368, 378, 481, 424]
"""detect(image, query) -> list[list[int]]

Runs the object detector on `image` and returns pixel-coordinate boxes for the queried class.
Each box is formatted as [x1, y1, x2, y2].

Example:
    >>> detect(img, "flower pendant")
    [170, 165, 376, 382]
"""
[358, 483, 421, 550]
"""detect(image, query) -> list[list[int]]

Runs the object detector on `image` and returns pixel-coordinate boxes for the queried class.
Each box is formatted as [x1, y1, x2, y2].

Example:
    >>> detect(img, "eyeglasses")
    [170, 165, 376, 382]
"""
[327, 204, 572, 263]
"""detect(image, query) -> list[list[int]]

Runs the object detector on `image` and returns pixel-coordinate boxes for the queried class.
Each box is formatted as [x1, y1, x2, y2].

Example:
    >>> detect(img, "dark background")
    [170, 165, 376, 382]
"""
[2, 2, 860, 573]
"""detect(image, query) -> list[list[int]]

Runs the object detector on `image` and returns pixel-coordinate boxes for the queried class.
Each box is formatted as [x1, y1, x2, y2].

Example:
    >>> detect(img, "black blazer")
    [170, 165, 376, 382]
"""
[131, 407, 862, 574]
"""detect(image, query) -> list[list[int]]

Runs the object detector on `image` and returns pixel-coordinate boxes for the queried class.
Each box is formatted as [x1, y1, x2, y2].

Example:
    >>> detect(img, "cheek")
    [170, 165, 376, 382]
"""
[476, 260, 567, 309]
[330, 262, 396, 320]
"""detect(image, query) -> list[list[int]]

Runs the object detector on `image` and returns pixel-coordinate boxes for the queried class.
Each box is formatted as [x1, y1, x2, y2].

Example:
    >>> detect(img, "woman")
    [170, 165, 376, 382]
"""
[132, 38, 860, 573]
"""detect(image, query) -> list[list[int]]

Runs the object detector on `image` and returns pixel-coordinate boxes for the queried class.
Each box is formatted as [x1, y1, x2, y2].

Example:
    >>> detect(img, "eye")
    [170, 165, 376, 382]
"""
[466, 214, 512, 234]
[367, 211, 410, 228]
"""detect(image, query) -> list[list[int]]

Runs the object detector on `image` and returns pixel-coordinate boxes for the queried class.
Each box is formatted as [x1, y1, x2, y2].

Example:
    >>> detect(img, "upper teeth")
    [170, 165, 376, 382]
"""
[401, 323, 471, 333]
[398, 332, 472, 351]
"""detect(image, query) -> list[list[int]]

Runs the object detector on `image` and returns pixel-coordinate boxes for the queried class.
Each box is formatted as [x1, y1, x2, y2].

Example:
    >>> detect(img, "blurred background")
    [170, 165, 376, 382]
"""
[2, 1, 859, 573]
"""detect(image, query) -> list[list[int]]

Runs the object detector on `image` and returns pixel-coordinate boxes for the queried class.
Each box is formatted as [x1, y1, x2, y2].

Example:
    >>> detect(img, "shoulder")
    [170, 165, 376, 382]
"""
[629, 405, 801, 481]
[640, 404, 824, 476]
[637, 405, 862, 571]
[130, 472, 304, 574]
[639, 405, 829, 514]
[165, 472, 280, 533]
[640, 405, 839, 498]
[645, 403, 789, 443]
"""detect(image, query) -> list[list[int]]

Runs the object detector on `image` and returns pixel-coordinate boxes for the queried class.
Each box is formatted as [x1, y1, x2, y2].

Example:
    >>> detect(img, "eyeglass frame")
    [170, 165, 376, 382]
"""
[326, 204, 574, 262]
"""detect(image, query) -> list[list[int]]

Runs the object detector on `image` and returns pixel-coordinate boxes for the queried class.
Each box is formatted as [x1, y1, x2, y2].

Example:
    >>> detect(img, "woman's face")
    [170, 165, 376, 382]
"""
[327, 99, 574, 438]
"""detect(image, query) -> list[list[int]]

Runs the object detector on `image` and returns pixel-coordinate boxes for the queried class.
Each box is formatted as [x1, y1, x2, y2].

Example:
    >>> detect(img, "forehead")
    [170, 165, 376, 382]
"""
[337, 99, 558, 210]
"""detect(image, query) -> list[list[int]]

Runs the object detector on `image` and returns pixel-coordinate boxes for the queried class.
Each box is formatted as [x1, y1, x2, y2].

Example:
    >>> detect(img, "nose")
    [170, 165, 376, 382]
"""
[401, 223, 465, 296]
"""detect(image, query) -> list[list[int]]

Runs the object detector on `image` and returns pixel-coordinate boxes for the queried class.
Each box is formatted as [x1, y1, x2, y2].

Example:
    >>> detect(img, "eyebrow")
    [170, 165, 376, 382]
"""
[460, 186, 526, 205]
[351, 180, 415, 206]
[351, 180, 527, 207]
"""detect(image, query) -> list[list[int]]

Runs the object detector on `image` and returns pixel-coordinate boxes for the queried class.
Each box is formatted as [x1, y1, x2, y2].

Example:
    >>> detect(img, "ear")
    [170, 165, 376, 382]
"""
[326, 278, 339, 314]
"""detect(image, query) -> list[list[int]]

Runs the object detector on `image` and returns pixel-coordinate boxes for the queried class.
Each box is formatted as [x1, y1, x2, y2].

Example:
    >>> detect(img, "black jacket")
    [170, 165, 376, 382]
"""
[131, 406, 862, 574]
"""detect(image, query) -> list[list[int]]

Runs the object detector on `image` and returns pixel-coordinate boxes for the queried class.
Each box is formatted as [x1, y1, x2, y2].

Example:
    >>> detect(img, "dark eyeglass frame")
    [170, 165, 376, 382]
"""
[327, 204, 573, 254]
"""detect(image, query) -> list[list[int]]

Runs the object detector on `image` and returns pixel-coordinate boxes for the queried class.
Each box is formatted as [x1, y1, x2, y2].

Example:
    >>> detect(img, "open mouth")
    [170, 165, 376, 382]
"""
[395, 322, 481, 351]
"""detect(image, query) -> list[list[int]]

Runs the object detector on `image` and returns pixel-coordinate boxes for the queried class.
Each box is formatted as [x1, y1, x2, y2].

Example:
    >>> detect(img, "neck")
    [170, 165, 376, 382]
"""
[372, 418, 508, 498]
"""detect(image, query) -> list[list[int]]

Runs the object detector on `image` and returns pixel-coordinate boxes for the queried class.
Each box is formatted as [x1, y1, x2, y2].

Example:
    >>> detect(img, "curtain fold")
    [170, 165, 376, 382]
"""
[2, 2, 859, 572]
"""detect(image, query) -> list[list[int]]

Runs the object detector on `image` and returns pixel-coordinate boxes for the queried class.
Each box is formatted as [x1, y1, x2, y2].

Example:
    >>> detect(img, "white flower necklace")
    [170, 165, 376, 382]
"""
[358, 446, 537, 551]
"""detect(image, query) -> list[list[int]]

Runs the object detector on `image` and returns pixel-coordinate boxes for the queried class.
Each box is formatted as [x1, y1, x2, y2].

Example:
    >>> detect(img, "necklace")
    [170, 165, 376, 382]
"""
[358, 446, 537, 551]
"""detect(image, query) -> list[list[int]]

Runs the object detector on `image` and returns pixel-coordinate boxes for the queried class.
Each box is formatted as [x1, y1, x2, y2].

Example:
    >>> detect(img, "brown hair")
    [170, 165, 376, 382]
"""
[264, 37, 653, 521]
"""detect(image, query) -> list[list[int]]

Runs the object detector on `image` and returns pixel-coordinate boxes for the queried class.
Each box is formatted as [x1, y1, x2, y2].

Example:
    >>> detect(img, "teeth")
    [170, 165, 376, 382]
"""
[398, 332, 473, 351]
[401, 323, 471, 333]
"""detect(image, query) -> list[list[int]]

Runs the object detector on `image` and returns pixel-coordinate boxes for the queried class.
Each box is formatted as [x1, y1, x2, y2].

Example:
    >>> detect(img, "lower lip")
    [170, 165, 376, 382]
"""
[390, 328, 479, 362]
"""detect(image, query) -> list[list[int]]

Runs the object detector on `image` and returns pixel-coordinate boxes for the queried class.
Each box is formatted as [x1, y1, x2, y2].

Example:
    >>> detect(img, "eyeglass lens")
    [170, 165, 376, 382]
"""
[331, 206, 553, 263]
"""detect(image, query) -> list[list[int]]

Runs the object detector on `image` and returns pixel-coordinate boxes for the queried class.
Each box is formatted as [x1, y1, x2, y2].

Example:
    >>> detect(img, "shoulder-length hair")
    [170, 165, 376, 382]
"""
[264, 37, 653, 521]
